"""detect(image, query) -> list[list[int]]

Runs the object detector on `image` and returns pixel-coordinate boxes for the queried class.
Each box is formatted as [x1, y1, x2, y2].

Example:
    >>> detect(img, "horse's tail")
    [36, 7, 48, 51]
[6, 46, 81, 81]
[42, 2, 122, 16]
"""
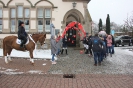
[3, 38, 6, 56]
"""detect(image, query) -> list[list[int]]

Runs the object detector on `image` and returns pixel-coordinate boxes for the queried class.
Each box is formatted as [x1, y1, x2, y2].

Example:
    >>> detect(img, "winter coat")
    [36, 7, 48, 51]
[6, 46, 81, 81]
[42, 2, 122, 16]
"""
[101, 41, 106, 54]
[83, 37, 86, 44]
[62, 37, 67, 47]
[50, 35, 58, 55]
[91, 36, 103, 52]
[103, 36, 107, 48]
[56, 36, 61, 42]
[18, 26, 28, 39]
[56, 38, 62, 49]
[88, 36, 92, 46]
[106, 35, 112, 47]
[111, 35, 115, 45]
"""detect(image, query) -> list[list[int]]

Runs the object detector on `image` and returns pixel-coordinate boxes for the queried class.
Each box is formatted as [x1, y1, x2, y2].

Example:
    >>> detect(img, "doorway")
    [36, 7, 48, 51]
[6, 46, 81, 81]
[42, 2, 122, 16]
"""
[66, 23, 76, 47]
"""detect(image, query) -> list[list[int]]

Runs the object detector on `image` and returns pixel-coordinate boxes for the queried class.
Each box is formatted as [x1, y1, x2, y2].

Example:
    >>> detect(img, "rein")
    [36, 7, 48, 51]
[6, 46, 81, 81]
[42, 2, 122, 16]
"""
[29, 34, 37, 54]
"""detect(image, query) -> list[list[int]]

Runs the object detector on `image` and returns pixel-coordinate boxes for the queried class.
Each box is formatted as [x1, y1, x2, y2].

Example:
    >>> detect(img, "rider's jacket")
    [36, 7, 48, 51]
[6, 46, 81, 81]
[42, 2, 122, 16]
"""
[18, 26, 28, 39]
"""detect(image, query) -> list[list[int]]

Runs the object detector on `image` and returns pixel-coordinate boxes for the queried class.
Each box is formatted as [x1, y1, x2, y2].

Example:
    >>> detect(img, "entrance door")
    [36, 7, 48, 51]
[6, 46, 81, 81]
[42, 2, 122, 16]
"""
[67, 28, 76, 47]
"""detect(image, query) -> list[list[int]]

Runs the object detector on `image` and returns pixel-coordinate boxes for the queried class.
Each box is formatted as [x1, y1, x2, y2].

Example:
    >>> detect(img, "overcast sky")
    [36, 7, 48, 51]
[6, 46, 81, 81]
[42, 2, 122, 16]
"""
[88, 0, 133, 25]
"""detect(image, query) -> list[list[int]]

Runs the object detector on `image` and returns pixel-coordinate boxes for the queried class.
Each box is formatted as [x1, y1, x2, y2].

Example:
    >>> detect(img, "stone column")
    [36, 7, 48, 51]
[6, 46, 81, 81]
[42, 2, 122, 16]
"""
[2, 8, 10, 33]
[30, 8, 37, 33]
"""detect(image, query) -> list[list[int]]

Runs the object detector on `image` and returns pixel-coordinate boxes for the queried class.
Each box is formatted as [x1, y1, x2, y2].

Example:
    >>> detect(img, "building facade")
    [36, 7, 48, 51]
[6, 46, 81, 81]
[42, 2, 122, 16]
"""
[0, 0, 92, 46]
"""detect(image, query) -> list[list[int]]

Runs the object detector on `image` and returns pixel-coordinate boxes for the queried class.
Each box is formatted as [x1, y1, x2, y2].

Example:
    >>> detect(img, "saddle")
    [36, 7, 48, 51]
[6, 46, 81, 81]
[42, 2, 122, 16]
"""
[16, 37, 29, 45]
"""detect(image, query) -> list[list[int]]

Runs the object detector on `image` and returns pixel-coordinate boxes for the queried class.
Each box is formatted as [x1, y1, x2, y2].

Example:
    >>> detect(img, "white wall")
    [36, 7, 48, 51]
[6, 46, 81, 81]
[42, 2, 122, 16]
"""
[0, 3, 2, 6]
[50, 0, 84, 30]
[8, 0, 30, 6]
[1, 0, 9, 6]
[3, 20, 9, 29]
[1, 0, 85, 34]
[3, 10, 8, 18]
[36, 1, 51, 6]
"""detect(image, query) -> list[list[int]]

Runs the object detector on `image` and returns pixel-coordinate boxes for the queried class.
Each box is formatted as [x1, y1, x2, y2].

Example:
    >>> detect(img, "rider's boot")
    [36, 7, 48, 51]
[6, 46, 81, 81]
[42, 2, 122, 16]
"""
[20, 40, 24, 48]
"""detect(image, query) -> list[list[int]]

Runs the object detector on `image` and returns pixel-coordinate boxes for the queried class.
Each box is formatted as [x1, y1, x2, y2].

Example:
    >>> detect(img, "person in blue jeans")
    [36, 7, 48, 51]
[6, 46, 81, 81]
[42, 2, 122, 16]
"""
[101, 38, 106, 61]
[50, 35, 58, 64]
[91, 33, 103, 66]
[111, 35, 115, 54]
[106, 35, 112, 57]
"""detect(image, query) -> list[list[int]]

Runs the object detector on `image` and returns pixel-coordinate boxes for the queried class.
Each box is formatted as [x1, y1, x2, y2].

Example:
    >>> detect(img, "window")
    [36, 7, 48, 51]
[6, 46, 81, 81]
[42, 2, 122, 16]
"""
[38, 19, 43, 32]
[17, 6, 23, 18]
[25, 9, 29, 18]
[0, 8, 2, 32]
[10, 6, 30, 32]
[45, 9, 51, 18]
[124, 36, 129, 39]
[24, 8, 30, 32]
[37, 8, 51, 32]
[11, 19, 15, 32]
[11, 8, 16, 32]
[11, 9, 16, 18]
[45, 19, 50, 31]
[121, 37, 125, 39]
[38, 8, 43, 18]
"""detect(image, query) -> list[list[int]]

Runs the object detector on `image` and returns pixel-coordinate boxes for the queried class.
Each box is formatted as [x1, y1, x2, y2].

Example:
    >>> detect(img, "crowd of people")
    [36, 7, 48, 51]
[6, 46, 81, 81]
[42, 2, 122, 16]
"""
[51, 32, 115, 66]
[50, 23, 115, 66]
[83, 33, 115, 66]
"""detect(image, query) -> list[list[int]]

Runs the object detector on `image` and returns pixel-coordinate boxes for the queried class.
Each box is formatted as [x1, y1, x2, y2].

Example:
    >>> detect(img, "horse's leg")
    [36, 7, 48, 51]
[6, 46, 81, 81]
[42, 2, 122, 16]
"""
[29, 50, 34, 65]
[7, 48, 12, 62]
[4, 46, 8, 64]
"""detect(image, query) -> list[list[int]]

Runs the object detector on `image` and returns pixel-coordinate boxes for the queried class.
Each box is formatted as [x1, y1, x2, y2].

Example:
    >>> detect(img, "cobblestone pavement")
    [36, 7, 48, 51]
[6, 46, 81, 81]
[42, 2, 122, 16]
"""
[0, 58, 51, 75]
[0, 74, 133, 88]
[0, 47, 133, 88]
[48, 47, 133, 74]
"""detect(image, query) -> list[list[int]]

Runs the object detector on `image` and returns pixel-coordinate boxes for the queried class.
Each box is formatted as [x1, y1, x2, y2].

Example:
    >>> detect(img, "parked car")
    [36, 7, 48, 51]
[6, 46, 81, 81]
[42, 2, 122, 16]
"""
[114, 35, 133, 47]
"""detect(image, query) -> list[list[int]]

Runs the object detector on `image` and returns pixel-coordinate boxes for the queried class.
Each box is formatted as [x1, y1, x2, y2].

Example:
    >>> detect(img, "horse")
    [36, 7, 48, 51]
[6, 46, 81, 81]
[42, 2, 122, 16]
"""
[3, 33, 46, 65]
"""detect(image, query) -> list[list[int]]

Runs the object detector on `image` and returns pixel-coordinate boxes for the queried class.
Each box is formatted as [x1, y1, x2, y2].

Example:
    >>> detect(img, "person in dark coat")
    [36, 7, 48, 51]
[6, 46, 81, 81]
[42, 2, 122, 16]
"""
[85, 36, 89, 54]
[103, 34, 108, 55]
[90, 33, 103, 66]
[101, 37, 107, 61]
[18, 21, 28, 48]
[82, 35, 89, 54]
[88, 34, 92, 56]
[61, 35, 68, 55]
[83, 36, 87, 52]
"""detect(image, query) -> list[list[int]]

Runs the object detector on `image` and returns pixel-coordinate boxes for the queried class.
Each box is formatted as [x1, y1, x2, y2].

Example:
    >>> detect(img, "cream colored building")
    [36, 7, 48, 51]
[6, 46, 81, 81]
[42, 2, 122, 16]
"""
[0, 0, 92, 46]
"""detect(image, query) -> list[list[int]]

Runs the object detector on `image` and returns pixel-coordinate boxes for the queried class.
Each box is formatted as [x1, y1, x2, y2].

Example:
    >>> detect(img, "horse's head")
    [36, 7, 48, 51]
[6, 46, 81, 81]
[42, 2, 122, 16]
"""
[38, 34, 46, 46]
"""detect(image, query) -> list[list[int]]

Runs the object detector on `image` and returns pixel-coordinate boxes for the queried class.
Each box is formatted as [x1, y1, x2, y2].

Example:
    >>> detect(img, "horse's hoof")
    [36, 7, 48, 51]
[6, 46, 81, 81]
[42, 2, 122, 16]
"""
[9, 60, 12, 62]
[5, 62, 8, 64]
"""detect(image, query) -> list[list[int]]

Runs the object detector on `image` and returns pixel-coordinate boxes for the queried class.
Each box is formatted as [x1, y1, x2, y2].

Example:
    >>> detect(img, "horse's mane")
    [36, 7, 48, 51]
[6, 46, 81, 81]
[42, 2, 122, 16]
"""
[31, 33, 45, 36]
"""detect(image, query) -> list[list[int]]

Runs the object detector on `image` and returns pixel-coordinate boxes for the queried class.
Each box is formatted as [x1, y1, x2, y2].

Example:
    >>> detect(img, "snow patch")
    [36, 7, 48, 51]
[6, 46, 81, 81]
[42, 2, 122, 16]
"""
[0, 67, 6, 70]
[0, 71, 24, 75]
[5, 69, 18, 72]
[42, 63, 46, 66]
[27, 70, 43, 74]
[0, 49, 57, 60]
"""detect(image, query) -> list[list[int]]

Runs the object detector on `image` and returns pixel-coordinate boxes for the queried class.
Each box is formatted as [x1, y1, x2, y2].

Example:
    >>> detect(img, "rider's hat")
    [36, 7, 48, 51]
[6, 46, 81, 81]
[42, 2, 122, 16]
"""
[18, 21, 24, 26]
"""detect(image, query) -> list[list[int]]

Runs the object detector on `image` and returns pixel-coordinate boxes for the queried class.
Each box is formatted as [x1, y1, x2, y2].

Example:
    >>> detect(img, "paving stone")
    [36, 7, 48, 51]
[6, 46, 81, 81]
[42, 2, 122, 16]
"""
[48, 47, 133, 74]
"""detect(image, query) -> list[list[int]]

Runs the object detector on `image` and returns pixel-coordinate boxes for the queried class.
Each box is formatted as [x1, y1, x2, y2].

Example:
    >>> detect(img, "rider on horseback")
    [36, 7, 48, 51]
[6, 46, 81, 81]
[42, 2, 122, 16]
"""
[18, 21, 28, 48]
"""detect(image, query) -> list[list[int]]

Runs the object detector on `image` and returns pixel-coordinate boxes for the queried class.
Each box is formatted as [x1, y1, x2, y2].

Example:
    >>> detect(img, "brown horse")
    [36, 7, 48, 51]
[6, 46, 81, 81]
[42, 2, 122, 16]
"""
[3, 33, 46, 65]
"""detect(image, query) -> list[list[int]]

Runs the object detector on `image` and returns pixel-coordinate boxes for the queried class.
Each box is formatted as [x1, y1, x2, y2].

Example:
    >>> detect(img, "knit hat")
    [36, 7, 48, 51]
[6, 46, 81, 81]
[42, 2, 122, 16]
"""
[18, 21, 24, 27]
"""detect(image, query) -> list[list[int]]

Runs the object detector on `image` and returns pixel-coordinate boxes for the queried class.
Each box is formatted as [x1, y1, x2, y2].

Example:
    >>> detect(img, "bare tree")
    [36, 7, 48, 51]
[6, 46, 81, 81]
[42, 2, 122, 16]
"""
[124, 12, 133, 37]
